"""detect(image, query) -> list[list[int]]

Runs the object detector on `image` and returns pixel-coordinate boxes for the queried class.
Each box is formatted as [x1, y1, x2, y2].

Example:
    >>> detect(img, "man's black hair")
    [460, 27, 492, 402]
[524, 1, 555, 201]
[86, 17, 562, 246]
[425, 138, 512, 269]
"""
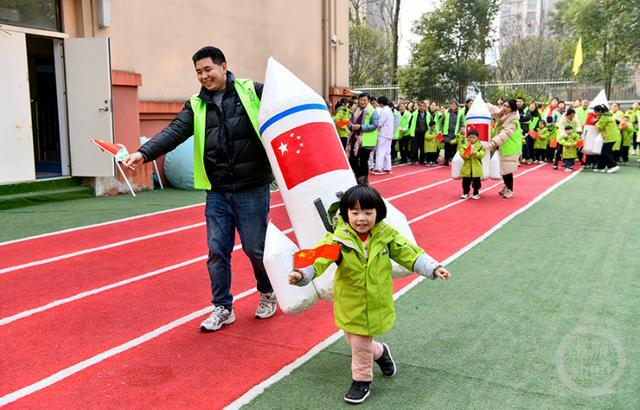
[566, 108, 575, 116]
[192, 46, 227, 65]
[358, 93, 370, 100]
[546, 116, 554, 123]
[339, 183, 387, 223]
[465, 98, 473, 104]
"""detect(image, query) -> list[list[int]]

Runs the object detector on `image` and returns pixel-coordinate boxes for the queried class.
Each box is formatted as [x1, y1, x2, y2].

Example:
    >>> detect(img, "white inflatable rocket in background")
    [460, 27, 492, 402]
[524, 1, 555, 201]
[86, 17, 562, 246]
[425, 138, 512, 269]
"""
[582, 89, 609, 155]
[465, 92, 493, 180]
[258, 58, 419, 307]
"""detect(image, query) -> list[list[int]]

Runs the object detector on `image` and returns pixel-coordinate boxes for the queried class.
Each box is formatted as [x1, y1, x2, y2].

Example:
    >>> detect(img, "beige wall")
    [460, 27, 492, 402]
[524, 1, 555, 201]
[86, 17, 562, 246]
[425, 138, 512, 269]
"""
[63, 0, 349, 102]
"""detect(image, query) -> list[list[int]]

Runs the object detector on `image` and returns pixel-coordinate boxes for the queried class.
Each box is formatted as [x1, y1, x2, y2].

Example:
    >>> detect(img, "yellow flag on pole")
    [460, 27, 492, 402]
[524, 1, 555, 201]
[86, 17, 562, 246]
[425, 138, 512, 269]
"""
[572, 37, 583, 76]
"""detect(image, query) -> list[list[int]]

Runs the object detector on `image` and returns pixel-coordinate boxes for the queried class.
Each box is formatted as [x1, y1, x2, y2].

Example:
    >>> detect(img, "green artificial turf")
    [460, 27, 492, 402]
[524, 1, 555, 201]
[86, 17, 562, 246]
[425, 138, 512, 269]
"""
[0, 187, 205, 243]
[244, 166, 640, 409]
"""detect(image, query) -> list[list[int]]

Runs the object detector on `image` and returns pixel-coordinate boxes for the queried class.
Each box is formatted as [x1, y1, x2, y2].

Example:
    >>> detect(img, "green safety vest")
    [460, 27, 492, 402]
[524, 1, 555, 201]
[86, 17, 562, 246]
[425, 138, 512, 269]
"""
[501, 118, 523, 157]
[393, 110, 401, 139]
[443, 110, 463, 136]
[190, 79, 261, 190]
[407, 110, 418, 137]
[399, 111, 411, 137]
[361, 106, 378, 147]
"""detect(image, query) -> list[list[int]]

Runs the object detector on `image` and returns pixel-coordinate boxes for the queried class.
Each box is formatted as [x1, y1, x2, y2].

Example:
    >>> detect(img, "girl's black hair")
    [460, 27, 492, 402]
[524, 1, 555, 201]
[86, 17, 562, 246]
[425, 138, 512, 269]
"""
[339, 181, 387, 223]
[594, 104, 609, 113]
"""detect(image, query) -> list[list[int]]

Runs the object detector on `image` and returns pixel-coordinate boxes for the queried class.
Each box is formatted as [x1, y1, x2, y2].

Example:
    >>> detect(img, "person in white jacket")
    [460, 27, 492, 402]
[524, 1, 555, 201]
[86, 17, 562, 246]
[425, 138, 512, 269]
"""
[372, 96, 395, 174]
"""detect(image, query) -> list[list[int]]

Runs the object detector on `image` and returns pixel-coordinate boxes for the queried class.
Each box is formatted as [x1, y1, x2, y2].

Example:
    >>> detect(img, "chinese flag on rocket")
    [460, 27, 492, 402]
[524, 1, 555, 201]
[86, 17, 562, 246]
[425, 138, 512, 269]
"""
[271, 121, 350, 190]
[466, 123, 489, 142]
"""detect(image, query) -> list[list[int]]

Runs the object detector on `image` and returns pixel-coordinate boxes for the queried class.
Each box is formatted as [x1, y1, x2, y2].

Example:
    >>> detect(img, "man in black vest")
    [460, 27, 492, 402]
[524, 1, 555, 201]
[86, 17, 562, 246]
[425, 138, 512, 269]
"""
[123, 46, 276, 332]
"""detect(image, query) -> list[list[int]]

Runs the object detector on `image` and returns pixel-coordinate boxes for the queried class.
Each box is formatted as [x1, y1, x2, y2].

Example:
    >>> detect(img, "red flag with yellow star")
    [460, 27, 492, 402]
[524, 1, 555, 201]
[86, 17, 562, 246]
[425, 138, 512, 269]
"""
[293, 244, 341, 269]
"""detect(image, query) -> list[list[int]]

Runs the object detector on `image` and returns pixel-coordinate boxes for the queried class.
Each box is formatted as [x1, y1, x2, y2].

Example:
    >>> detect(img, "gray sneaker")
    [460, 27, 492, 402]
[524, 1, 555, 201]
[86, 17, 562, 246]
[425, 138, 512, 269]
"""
[200, 306, 235, 332]
[255, 292, 277, 319]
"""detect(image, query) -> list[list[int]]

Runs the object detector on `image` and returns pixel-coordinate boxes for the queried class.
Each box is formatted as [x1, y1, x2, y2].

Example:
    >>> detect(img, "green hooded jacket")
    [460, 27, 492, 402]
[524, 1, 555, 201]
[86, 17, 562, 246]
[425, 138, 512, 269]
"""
[596, 112, 621, 145]
[424, 129, 439, 153]
[620, 124, 635, 147]
[559, 133, 579, 159]
[308, 218, 430, 336]
[333, 106, 351, 138]
[457, 140, 486, 178]
[533, 126, 549, 149]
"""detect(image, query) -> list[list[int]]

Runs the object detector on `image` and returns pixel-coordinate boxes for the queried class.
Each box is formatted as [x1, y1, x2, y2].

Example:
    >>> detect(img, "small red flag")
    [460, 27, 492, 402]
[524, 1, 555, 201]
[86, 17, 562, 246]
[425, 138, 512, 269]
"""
[271, 122, 349, 190]
[463, 142, 473, 157]
[436, 133, 444, 143]
[92, 139, 122, 156]
[550, 139, 557, 148]
[336, 120, 349, 129]
[576, 139, 584, 148]
[528, 130, 540, 139]
[293, 244, 341, 269]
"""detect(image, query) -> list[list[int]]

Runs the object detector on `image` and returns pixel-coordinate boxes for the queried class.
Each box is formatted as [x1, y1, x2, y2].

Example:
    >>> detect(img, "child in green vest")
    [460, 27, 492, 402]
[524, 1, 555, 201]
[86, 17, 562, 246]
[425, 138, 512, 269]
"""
[619, 115, 635, 164]
[288, 183, 451, 405]
[423, 120, 440, 166]
[558, 125, 579, 171]
[458, 130, 486, 199]
[532, 120, 548, 163]
[541, 117, 560, 169]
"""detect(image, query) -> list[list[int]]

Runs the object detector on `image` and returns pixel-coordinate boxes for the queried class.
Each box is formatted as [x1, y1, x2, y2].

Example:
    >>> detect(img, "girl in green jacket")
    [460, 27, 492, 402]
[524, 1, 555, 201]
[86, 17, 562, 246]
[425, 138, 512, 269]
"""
[289, 184, 451, 404]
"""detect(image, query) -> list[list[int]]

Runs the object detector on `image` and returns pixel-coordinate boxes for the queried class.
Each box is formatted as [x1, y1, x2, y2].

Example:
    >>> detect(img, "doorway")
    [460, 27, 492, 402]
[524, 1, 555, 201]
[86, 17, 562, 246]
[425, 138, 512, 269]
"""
[26, 35, 68, 179]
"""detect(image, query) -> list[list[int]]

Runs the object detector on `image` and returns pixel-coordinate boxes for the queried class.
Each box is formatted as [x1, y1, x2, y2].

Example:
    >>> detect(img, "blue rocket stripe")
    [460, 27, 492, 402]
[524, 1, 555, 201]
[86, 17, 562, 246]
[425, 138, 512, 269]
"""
[259, 103, 329, 134]
[465, 115, 492, 121]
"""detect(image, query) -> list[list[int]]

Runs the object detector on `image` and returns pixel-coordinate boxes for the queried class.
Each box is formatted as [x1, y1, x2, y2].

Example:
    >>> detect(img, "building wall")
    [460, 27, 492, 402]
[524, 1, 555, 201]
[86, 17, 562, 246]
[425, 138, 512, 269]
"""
[81, 0, 349, 102]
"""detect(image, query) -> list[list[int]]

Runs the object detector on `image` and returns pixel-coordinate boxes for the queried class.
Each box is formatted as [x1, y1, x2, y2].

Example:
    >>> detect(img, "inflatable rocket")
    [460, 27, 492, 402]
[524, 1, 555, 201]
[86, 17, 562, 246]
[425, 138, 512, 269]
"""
[582, 89, 609, 155]
[258, 58, 419, 311]
[465, 93, 492, 142]
[461, 93, 496, 180]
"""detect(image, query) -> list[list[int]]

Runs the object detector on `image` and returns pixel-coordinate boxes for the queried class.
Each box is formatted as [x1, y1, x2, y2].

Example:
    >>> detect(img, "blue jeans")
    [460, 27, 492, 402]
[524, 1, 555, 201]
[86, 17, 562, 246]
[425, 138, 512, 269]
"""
[205, 185, 272, 310]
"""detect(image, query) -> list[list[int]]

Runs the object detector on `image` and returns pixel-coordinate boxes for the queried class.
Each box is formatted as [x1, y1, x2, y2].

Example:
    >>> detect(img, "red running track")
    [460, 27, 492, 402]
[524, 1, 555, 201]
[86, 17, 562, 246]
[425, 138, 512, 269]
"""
[0, 163, 574, 408]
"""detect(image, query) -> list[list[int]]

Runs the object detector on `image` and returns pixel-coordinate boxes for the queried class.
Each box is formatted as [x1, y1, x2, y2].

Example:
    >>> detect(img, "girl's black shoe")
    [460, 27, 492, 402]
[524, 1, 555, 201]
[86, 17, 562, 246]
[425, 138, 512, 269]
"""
[375, 343, 397, 376]
[344, 380, 371, 404]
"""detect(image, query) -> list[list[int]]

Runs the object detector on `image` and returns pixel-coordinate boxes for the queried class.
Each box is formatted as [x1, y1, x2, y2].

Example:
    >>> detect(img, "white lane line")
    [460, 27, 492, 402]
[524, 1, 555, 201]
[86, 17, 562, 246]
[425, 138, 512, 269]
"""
[0, 228, 294, 327]
[0, 164, 422, 248]
[387, 177, 453, 201]
[370, 166, 443, 185]
[408, 163, 546, 224]
[0, 166, 439, 271]
[0, 166, 547, 326]
[226, 167, 582, 409]
[0, 203, 206, 247]
[0, 165, 562, 405]
[0, 223, 205, 275]
[0, 287, 258, 407]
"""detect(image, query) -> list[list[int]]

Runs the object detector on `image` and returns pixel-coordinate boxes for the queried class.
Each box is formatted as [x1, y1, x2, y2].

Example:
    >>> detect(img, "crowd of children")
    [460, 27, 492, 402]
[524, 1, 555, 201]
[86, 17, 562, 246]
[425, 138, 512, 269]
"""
[335, 95, 638, 199]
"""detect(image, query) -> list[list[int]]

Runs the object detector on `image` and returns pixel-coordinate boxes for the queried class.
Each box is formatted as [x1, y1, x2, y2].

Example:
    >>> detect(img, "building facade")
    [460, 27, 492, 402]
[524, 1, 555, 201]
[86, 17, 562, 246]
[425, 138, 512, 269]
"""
[0, 0, 349, 192]
[498, 0, 555, 47]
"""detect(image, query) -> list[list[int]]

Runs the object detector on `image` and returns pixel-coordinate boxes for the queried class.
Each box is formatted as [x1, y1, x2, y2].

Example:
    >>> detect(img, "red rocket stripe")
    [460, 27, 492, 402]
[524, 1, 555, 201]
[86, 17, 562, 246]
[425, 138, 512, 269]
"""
[270, 121, 350, 190]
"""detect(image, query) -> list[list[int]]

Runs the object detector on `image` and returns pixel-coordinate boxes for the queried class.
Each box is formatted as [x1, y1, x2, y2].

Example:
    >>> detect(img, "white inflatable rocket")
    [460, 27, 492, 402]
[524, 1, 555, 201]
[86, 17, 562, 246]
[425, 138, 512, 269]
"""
[582, 89, 609, 155]
[465, 92, 492, 142]
[258, 58, 418, 309]
[464, 92, 494, 180]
